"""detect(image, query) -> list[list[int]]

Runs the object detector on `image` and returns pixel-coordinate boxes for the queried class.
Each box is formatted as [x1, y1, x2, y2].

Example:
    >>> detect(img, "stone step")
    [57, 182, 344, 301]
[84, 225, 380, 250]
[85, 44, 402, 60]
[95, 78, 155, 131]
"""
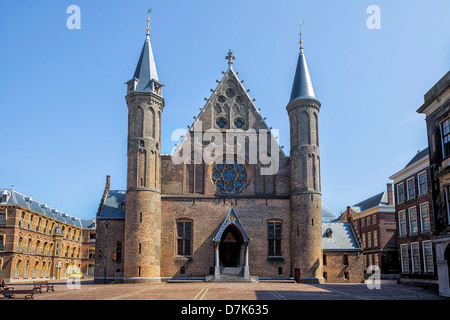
[220, 267, 243, 276]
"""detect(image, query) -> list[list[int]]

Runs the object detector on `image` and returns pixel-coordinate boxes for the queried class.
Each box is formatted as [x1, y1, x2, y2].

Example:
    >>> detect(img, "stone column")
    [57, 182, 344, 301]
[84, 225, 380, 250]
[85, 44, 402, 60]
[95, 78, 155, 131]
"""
[214, 243, 220, 279]
[244, 244, 249, 278]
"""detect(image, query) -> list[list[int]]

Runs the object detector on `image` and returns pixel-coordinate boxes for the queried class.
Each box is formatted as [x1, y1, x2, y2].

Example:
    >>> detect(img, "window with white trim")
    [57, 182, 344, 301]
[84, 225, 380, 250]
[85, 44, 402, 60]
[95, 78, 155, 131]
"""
[418, 171, 427, 195]
[399, 210, 407, 236]
[420, 202, 431, 232]
[407, 177, 416, 200]
[397, 183, 405, 203]
[408, 207, 418, 234]
[400, 244, 409, 273]
[422, 240, 433, 273]
[411, 242, 420, 273]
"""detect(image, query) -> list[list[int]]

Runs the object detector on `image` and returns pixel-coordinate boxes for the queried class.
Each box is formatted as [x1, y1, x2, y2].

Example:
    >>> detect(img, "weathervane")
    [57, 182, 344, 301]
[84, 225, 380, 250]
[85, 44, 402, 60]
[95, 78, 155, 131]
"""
[146, 9, 152, 38]
[299, 20, 304, 50]
[225, 49, 235, 66]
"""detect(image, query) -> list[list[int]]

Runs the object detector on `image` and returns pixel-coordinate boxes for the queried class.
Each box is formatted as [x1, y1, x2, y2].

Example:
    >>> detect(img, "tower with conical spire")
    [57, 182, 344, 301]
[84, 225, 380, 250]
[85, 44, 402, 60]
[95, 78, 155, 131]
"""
[287, 23, 324, 283]
[123, 12, 164, 283]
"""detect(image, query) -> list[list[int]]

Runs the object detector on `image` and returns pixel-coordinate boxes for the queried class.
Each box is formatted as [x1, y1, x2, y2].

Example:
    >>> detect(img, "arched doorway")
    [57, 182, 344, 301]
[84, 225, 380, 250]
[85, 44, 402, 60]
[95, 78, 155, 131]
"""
[219, 225, 243, 267]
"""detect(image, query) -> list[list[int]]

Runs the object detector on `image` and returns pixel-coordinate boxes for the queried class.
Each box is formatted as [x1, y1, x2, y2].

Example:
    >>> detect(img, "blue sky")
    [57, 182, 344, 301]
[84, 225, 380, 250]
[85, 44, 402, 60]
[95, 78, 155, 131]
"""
[0, 0, 449, 219]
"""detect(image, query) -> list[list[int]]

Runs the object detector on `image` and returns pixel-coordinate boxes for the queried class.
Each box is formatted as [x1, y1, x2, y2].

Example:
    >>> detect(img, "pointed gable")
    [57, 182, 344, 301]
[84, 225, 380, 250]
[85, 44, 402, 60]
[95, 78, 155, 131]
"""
[213, 206, 251, 244]
[172, 50, 285, 161]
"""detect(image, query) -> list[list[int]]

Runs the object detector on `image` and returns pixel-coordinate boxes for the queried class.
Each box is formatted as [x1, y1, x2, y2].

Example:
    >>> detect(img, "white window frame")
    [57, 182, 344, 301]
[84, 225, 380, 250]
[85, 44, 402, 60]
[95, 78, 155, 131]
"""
[408, 207, 418, 234]
[407, 177, 416, 200]
[400, 244, 409, 273]
[422, 240, 434, 273]
[398, 210, 407, 236]
[411, 242, 420, 273]
[418, 171, 427, 195]
[419, 202, 431, 232]
[397, 183, 405, 203]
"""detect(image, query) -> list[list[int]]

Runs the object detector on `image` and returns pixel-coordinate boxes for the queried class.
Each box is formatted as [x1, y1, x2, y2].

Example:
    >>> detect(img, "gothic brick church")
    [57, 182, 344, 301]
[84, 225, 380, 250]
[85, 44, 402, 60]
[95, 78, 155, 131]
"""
[94, 18, 363, 284]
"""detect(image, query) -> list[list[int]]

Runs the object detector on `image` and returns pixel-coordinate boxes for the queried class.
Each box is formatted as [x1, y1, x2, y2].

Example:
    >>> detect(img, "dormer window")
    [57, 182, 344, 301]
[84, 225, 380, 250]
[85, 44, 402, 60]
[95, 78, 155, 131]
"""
[1, 190, 8, 203]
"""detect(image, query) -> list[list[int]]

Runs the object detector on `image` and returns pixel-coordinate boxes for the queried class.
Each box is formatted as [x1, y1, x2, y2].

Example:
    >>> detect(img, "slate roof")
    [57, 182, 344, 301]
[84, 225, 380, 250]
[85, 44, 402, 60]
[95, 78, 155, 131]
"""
[322, 222, 361, 251]
[0, 188, 95, 229]
[213, 206, 250, 244]
[97, 190, 126, 220]
[289, 47, 318, 103]
[351, 189, 393, 213]
[131, 35, 160, 93]
[404, 147, 429, 168]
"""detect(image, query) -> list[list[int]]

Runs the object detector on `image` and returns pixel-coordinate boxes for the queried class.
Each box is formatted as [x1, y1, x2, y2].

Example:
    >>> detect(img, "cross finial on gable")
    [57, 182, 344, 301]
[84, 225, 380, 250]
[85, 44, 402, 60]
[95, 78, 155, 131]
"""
[225, 49, 235, 66]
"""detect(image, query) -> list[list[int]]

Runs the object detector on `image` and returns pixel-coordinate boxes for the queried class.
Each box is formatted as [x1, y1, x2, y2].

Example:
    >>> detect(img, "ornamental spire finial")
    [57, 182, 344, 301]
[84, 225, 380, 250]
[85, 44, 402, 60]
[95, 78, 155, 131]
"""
[225, 49, 235, 66]
[146, 9, 152, 39]
[299, 20, 304, 51]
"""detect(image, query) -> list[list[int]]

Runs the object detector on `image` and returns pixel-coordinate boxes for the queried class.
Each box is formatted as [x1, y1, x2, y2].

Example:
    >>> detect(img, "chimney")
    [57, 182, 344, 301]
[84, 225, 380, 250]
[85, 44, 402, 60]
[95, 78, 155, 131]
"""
[106, 175, 111, 191]
[387, 183, 394, 205]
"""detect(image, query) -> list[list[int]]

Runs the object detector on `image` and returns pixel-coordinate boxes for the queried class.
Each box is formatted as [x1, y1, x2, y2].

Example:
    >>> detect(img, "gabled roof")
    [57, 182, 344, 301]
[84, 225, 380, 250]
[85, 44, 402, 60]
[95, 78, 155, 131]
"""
[404, 147, 429, 168]
[352, 192, 386, 212]
[213, 206, 250, 244]
[322, 222, 361, 251]
[351, 188, 394, 213]
[0, 188, 95, 229]
[172, 51, 286, 159]
[97, 190, 126, 220]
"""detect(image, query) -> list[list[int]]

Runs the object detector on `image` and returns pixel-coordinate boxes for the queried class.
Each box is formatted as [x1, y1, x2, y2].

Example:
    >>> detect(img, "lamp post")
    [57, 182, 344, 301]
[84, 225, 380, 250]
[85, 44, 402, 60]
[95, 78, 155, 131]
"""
[104, 221, 109, 284]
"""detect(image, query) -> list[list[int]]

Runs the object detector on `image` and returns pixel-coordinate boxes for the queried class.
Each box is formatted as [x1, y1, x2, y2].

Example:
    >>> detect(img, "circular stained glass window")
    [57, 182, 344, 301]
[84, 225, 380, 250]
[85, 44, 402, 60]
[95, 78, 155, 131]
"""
[210, 159, 249, 193]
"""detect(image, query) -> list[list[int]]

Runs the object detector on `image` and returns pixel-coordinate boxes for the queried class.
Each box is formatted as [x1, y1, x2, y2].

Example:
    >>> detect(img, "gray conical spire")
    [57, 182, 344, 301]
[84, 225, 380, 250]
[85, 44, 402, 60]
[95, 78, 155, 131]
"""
[127, 13, 163, 95]
[289, 25, 318, 103]
[133, 29, 159, 92]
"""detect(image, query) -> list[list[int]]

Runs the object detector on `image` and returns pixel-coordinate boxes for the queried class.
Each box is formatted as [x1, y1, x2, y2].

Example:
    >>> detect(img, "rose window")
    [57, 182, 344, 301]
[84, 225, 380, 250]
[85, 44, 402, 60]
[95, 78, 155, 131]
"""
[210, 159, 249, 193]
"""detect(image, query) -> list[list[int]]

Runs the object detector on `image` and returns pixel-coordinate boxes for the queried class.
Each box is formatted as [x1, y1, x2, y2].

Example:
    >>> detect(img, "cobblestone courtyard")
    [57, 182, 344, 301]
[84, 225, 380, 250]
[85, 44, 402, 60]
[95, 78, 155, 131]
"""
[2, 279, 448, 300]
